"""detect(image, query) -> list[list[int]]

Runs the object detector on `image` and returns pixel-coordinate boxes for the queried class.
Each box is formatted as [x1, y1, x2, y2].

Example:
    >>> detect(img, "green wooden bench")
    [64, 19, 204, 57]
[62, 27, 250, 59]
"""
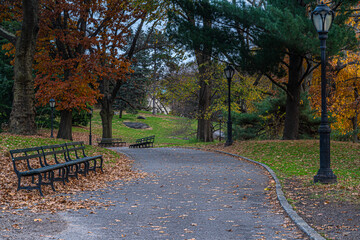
[97, 138, 126, 147]
[9, 141, 103, 196]
[129, 135, 155, 148]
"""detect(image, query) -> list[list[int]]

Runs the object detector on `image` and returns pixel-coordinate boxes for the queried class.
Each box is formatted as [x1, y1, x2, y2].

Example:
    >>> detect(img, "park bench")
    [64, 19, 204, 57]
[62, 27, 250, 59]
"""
[9, 141, 103, 196]
[97, 138, 126, 147]
[129, 135, 155, 148]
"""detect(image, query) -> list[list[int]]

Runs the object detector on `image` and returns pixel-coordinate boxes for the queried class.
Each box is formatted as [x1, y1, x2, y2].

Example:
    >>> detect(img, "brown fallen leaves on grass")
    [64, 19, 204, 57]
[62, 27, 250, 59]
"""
[0, 132, 146, 213]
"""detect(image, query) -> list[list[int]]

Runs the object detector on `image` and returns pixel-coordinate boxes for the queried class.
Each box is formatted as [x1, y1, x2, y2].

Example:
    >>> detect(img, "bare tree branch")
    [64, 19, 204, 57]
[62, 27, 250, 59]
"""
[264, 73, 293, 99]
[0, 27, 17, 45]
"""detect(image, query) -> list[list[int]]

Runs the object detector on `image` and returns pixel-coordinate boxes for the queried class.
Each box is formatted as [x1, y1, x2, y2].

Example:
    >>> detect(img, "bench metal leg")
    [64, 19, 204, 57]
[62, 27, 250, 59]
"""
[17, 175, 22, 191]
[99, 158, 104, 173]
[38, 174, 44, 197]
[50, 171, 56, 192]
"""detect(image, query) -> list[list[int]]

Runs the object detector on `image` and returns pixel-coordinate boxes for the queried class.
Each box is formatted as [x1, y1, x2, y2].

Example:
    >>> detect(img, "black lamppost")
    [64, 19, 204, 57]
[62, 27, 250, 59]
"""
[49, 98, 55, 138]
[224, 65, 235, 146]
[89, 107, 93, 145]
[311, 2, 337, 184]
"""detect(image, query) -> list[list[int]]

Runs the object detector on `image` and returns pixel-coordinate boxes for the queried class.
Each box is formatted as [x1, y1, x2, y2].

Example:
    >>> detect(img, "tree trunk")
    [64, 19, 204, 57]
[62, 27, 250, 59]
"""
[194, 10, 213, 143]
[352, 86, 359, 143]
[57, 110, 73, 140]
[100, 100, 114, 139]
[9, 0, 39, 135]
[283, 54, 303, 140]
[96, 18, 144, 138]
[119, 108, 123, 119]
[352, 116, 358, 143]
[196, 72, 212, 142]
[195, 55, 213, 142]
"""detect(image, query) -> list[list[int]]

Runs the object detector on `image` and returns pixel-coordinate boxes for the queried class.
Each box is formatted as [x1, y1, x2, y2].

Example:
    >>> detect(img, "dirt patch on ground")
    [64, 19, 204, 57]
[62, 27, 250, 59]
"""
[283, 177, 360, 240]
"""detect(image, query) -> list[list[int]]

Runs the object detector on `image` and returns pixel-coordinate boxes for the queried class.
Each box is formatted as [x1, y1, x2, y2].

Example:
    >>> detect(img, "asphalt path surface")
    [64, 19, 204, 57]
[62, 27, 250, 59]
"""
[3, 147, 306, 239]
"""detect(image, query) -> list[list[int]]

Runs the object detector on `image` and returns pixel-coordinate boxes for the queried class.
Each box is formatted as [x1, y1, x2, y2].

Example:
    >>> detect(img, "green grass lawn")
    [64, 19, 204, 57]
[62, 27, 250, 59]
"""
[86, 110, 360, 203]
[3, 110, 360, 204]
[89, 110, 198, 145]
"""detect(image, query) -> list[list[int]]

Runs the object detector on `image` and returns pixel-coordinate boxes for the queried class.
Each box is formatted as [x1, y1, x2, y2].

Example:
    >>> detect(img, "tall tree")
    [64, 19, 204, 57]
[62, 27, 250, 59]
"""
[0, 0, 39, 135]
[167, 0, 217, 142]
[98, 0, 171, 138]
[35, 0, 133, 140]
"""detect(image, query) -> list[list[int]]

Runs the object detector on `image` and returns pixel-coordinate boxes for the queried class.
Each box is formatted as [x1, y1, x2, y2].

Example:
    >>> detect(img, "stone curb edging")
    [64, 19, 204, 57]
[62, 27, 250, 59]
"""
[180, 147, 325, 240]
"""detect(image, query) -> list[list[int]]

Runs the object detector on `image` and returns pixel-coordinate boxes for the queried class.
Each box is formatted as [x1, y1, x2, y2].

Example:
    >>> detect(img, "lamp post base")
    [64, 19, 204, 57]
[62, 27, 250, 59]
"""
[314, 169, 337, 184]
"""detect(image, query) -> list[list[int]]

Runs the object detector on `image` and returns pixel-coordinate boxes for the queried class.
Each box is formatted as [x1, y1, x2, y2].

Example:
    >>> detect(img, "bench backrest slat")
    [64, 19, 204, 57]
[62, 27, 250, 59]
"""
[10, 147, 44, 172]
[135, 135, 155, 144]
[9, 141, 91, 174]
[65, 141, 86, 160]
[41, 144, 67, 165]
[12, 153, 43, 161]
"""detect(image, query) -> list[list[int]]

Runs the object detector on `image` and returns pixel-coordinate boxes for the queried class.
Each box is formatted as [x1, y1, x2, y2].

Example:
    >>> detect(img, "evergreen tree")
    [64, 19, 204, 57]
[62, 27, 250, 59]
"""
[0, 20, 21, 131]
[233, 92, 321, 140]
[210, 0, 358, 139]
[0, 36, 14, 129]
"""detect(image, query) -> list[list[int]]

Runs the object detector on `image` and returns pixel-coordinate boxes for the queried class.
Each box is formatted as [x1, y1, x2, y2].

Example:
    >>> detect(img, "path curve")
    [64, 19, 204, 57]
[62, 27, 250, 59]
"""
[53, 148, 307, 239]
[51, 147, 308, 239]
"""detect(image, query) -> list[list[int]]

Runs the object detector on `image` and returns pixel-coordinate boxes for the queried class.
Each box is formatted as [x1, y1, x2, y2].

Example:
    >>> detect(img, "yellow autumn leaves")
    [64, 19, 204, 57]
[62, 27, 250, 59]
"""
[310, 51, 360, 136]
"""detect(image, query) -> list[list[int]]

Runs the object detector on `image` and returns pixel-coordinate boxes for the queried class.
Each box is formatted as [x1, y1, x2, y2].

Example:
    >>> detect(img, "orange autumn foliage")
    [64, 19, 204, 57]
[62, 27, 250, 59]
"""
[33, 0, 138, 111]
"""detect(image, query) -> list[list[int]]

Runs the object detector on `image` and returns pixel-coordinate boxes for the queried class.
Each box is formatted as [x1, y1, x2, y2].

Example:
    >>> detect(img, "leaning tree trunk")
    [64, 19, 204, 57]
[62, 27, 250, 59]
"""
[283, 54, 303, 140]
[100, 99, 114, 139]
[9, 0, 39, 135]
[197, 73, 213, 142]
[194, 11, 214, 143]
[57, 110, 73, 140]
[195, 53, 213, 142]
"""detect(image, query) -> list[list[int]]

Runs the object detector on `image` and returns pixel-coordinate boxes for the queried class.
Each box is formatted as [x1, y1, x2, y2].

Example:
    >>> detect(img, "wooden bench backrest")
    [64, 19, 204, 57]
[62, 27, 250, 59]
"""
[41, 144, 68, 165]
[10, 147, 44, 173]
[10, 141, 90, 173]
[136, 135, 155, 144]
[98, 138, 122, 143]
[65, 141, 86, 160]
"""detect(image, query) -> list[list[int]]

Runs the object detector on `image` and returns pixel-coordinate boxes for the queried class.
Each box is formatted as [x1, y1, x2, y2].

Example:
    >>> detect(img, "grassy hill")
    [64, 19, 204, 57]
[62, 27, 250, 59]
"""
[2, 110, 360, 206]
[89, 110, 197, 146]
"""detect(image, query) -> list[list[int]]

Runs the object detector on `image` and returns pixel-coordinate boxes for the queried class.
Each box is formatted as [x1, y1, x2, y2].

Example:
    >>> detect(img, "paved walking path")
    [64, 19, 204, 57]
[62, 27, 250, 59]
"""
[52, 147, 305, 239]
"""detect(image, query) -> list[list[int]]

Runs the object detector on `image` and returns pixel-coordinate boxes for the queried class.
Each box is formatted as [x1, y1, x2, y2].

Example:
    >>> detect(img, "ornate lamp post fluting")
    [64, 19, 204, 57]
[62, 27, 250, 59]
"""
[224, 65, 235, 147]
[49, 98, 55, 138]
[311, 2, 337, 184]
[89, 107, 93, 145]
